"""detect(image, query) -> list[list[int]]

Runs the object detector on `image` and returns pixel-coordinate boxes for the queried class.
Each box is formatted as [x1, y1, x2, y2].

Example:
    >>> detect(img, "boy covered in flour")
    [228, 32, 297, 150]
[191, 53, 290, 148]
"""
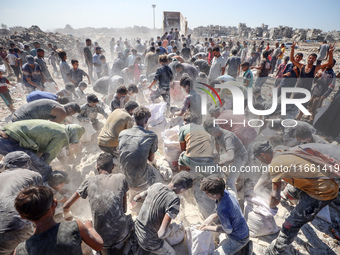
[63, 153, 132, 255]
[133, 171, 193, 255]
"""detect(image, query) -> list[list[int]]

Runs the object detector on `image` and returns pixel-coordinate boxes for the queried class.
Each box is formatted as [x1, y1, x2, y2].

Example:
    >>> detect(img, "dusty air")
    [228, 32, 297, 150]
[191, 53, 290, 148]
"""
[1, 7, 340, 255]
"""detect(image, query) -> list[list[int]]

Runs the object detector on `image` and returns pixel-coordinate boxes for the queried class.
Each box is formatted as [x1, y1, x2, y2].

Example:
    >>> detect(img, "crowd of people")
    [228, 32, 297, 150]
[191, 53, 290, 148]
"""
[0, 28, 339, 255]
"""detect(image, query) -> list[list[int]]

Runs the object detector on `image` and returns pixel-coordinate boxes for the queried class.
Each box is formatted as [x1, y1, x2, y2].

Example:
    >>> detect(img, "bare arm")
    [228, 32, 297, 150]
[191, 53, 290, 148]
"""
[221, 66, 226, 75]
[25, 77, 42, 89]
[269, 181, 282, 208]
[174, 110, 185, 117]
[63, 192, 80, 213]
[67, 73, 77, 84]
[133, 190, 148, 202]
[219, 149, 235, 165]
[316, 43, 334, 73]
[77, 220, 104, 251]
[245, 79, 250, 87]
[148, 152, 155, 162]
[199, 213, 219, 230]
[289, 42, 303, 70]
[180, 141, 186, 152]
[157, 214, 172, 239]
[250, 63, 263, 70]
[148, 80, 157, 90]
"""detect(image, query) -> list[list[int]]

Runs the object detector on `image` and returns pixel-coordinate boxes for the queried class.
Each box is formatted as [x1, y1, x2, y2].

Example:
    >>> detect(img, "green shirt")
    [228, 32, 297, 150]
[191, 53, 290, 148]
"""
[243, 69, 253, 88]
[179, 123, 213, 158]
[3, 120, 84, 164]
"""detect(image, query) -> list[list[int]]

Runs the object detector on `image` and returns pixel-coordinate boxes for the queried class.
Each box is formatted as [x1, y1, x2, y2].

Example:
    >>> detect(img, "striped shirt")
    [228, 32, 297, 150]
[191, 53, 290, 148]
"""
[22, 63, 42, 87]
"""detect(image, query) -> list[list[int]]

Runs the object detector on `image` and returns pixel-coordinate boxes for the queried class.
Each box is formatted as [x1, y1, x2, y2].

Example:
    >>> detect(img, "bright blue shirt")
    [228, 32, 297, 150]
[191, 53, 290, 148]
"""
[159, 47, 167, 55]
[30, 48, 37, 57]
[27, 91, 58, 103]
[216, 190, 249, 240]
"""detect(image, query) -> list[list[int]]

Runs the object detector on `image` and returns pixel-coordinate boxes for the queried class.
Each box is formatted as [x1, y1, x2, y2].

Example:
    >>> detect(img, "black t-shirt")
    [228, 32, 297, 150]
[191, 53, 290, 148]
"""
[84, 47, 93, 63]
[181, 47, 191, 59]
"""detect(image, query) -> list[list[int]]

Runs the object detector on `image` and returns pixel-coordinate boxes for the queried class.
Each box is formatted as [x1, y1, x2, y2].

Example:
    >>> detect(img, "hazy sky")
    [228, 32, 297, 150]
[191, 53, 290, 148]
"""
[2, 0, 340, 32]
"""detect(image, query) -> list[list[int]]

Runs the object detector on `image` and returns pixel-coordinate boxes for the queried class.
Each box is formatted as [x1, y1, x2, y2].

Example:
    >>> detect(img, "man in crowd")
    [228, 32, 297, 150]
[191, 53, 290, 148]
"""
[290, 42, 334, 120]
[84, 38, 94, 81]
[174, 62, 199, 81]
[63, 153, 132, 255]
[98, 101, 138, 155]
[250, 50, 272, 89]
[35, 48, 54, 84]
[207, 46, 226, 84]
[134, 172, 193, 255]
[225, 49, 240, 79]
[317, 40, 329, 66]
[22, 55, 46, 92]
[204, 119, 248, 203]
[0, 120, 84, 169]
[26, 91, 69, 104]
[173, 76, 202, 124]
[118, 106, 159, 210]
[253, 141, 339, 255]
[12, 99, 80, 123]
[200, 176, 251, 254]
[0, 152, 43, 255]
[307, 59, 336, 122]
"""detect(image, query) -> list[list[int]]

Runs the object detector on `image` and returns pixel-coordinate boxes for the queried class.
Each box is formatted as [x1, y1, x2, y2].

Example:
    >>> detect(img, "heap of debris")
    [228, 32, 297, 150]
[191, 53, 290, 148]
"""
[0, 25, 79, 59]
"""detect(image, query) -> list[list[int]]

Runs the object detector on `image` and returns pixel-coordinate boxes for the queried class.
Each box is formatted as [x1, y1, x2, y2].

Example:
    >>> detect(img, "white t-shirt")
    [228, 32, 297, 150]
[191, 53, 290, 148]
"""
[7, 54, 18, 66]
[240, 47, 248, 62]
[208, 55, 226, 81]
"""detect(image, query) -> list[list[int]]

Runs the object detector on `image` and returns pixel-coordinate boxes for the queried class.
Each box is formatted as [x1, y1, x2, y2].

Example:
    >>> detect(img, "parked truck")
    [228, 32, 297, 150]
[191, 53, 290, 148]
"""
[163, 11, 187, 36]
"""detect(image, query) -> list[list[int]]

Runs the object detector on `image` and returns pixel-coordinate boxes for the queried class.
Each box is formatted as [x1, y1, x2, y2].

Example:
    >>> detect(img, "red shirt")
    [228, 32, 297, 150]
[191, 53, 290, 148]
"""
[0, 51, 7, 59]
[208, 52, 214, 65]
[0, 77, 10, 93]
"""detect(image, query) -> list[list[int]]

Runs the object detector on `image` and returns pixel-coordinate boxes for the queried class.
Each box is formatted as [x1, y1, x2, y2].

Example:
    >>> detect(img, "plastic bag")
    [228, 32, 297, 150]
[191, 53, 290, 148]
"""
[215, 74, 236, 83]
[148, 118, 170, 137]
[186, 225, 215, 255]
[44, 82, 59, 93]
[165, 222, 185, 246]
[0, 64, 6, 73]
[244, 196, 280, 237]
[145, 102, 167, 126]
[80, 122, 97, 143]
[154, 157, 173, 181]
[162, 126, 182, 171]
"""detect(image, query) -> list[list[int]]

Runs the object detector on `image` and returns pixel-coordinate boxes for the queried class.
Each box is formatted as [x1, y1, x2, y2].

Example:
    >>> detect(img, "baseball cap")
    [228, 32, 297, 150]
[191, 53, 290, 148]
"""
[252, 141, 272, 159]
[26, 55, 35, 64]
[3, 151, 31, 168]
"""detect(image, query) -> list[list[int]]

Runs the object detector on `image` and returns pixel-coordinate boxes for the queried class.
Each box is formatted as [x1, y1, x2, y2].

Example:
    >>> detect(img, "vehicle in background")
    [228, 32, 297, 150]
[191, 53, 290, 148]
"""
[285, 42, 299, 49]
[163, 11, 187, 35]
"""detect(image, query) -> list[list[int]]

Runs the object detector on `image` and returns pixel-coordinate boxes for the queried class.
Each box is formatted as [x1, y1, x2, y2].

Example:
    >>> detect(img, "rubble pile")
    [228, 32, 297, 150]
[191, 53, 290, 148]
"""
[0, 25, 79, 59]
[194, 22, 340, 42]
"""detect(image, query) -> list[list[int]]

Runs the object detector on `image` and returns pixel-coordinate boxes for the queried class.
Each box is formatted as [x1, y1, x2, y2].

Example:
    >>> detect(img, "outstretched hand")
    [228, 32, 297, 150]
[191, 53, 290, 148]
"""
[329, 43, 336, 53]
[291, 41, 297, 49]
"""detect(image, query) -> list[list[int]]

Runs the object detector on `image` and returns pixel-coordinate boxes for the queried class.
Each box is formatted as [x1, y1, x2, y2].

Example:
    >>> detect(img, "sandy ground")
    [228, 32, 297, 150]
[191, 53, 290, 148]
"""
[1, 46, 340, 254]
